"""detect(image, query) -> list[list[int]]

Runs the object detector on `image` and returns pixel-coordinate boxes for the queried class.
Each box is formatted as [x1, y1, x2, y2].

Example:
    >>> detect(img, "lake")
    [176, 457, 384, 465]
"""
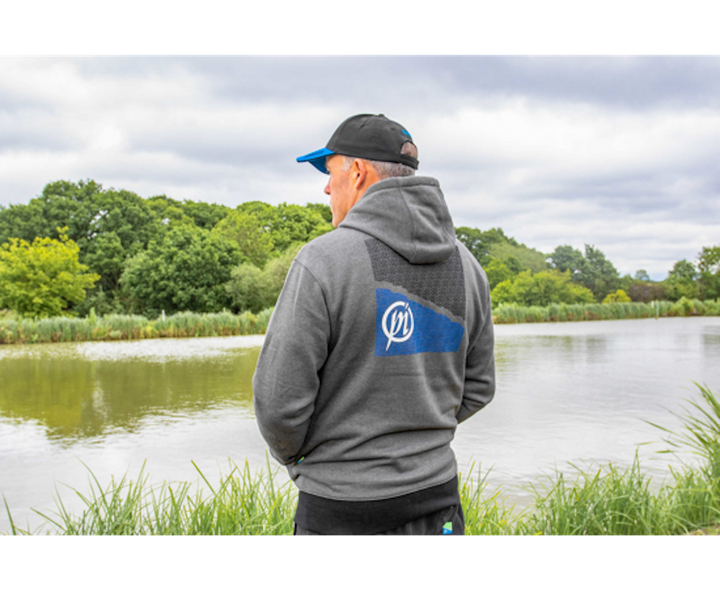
[2, 317, 719, 533]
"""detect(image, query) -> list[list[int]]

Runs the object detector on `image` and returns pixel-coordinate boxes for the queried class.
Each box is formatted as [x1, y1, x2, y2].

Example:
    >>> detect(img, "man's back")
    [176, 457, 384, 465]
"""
[252, 176, 495, 518]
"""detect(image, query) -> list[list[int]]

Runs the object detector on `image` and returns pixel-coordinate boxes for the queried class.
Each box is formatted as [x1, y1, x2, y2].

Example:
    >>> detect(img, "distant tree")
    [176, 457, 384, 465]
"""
[697, 245, 720, 300]
[491, 270, 595, 307]
[549, 244, 619, 301]
[146, 195, 194, 228]
[634, 269, 650, 282]
[237, 202, 332, 254]
[305, 203, 333, 225]
[259, 242, 304, 296]
[0, 227, 99, 318]
[488, 241, 549, 274]
[212, 211, 275, 268]
[627, 282, 667, 303]
[456, 227, 508, 266]
[121, 224, 241, 317]
[225, 243, 304, 313]
[548, 245, 585, 279]
[602, 289, 632, 304]
[179, 200, 231, 230]
[1, 181, 341, 317]
[669, 259, 698, 282]
[576, 245, 620, 302]
[237, 200, 275, 222]
[0, 179, 105, 246]
[225, 263, 266, 313]
[484, 259, 514, 291]
[0, 180, 163, 314]
[664, 259, 699, 301]
[502, 255, 525, 275]
[264, 203, 333, 253]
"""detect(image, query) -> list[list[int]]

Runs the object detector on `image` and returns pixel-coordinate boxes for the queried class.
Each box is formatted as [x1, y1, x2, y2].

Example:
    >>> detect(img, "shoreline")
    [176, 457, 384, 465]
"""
[2, 298, 719, 345]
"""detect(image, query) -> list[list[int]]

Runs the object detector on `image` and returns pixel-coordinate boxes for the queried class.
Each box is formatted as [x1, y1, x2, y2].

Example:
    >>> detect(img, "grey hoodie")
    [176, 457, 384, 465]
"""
[252, 175, 495, 501]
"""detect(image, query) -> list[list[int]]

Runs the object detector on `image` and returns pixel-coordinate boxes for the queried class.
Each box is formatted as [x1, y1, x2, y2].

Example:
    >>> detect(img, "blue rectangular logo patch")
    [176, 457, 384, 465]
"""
[375, 289, 464, 357]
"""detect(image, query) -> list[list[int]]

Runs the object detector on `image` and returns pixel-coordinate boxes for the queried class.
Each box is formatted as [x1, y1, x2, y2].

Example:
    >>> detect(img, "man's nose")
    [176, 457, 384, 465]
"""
[324, 179, 331, 195]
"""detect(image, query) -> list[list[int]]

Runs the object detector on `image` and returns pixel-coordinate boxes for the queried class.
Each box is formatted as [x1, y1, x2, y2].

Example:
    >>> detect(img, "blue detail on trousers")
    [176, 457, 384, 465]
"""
[294, 503, 465, 535]
[375, 288, 464, 357]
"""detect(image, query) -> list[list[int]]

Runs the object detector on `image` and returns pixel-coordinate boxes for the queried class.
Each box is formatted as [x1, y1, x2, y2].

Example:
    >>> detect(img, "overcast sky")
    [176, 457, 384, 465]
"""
[1, 55, 719, 279]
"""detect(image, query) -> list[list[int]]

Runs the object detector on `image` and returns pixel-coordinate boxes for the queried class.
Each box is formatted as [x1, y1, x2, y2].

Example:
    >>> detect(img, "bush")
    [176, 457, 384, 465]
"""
[602, 289, 631, 304]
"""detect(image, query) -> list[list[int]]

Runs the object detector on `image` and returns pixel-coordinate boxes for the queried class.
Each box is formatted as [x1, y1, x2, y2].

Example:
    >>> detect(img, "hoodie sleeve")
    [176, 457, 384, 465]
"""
[252, 258, 330, 465]
[456, 269, 496, 424]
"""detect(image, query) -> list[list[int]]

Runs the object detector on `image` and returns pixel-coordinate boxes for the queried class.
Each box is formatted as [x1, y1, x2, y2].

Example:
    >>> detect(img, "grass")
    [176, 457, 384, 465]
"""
[6, 457, 296, 536]
[0, 308, 274, 345]
[4, 383, 720, 536]
[493, 297, 720, 324]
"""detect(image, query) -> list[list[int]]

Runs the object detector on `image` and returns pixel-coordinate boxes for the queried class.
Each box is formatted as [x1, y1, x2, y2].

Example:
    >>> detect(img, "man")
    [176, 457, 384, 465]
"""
[252, 114, 495, 535]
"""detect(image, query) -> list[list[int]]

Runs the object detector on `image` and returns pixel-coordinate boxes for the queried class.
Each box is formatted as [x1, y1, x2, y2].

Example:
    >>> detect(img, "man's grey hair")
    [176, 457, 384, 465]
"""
[341, 141, 417, 179]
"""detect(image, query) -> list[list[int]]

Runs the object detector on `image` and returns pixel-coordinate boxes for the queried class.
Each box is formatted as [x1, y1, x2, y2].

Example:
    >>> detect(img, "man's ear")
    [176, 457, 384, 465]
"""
[352, 159, 367, 190]
[352, 159, 380, 196]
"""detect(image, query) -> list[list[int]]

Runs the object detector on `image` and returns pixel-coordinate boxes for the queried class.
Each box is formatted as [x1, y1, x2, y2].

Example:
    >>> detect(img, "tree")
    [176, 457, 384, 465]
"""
[664, 259, 699, 301]
[0, 228, 100, 318]
[236, 201, 332, 254]
[626, 282, 667, 303]
[669, 259, 698, 283]
[577, 245, 620, 302]
[484, 259, 514, 290]
[1, 181, 338, 317]
[602, 289, 632, 304]
[305, 203, 333, 225]
[121, 224, 241, 316]
[634, 269, 650, 282]
[265, 203, 333, 253]
[548, 245, 585, 279]
[0, 180, 164, 314]
[225, 243, 304, 313]
[212, 211, 275, 268]
[0, 179, 105, 246]
[488, 241, 548, 273]
[225, 263, 267, 313]
[697, 245, 720, 300]
[179, 200, 231, 230]
[491, 270, 595, 307]
[455, 226, 507, 266]
[503, 255, 525, 275]
[548, 244, 619, 301]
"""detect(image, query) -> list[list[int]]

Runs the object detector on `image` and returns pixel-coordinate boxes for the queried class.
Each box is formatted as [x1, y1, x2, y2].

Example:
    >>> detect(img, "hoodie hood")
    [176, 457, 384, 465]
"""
[339, 176, 457, 264]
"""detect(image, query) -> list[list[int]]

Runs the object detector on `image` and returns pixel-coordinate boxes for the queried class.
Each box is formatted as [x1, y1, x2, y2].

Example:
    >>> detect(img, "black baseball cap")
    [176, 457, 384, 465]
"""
[297, 114, 418, 174]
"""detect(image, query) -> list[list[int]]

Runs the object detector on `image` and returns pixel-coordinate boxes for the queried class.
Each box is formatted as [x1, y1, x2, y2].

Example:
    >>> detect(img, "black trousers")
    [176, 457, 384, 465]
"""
[293, 502, 465, 536]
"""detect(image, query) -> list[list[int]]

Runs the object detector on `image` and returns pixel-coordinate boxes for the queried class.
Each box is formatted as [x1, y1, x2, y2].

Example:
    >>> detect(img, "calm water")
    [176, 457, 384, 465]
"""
[1, 317, 719, 533]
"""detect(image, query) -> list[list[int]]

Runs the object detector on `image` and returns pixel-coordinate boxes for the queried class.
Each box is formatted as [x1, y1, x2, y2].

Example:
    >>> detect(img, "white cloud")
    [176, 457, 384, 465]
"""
[1, 56, 719, 280]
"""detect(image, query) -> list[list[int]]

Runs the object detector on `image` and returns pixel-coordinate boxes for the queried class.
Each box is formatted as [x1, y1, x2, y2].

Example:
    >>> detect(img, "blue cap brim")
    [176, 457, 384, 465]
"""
[296, 147, 334, 174]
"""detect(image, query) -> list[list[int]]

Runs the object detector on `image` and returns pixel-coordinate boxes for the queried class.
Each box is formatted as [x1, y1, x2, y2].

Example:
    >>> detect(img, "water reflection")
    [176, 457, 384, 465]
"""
[0, 338, 261, 443]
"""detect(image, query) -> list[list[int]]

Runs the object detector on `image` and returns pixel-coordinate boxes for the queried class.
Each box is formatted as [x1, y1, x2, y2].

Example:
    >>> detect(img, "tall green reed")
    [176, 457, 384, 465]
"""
[493, 299, 720, 324]
[25, 457, 296, 536]
[519, 383, 720, 535]
[458, 465, 522, 535]
[0, 308, 274, 344]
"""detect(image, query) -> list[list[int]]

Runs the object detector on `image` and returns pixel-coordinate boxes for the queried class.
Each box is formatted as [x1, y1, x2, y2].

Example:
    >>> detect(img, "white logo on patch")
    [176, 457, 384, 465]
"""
[382, 301, 414, 351]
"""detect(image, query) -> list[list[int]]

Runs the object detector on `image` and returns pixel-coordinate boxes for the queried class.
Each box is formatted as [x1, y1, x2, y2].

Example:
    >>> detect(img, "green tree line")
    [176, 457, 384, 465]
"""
[0, 180, 332, 318]
[1, 179, 719, 319]
[457, 226, 720, 308]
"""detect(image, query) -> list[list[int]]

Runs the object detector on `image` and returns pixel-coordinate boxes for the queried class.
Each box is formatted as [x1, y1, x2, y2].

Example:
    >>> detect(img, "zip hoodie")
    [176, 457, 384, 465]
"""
[252, 175, 495, 502]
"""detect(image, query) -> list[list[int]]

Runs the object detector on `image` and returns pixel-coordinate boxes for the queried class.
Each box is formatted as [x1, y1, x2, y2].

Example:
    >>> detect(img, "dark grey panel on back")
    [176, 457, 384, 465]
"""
[364, 238, 466, 320]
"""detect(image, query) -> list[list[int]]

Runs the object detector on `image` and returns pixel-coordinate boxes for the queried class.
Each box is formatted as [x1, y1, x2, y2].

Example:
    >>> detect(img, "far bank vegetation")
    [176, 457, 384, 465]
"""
[1, 180, 719, 340]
